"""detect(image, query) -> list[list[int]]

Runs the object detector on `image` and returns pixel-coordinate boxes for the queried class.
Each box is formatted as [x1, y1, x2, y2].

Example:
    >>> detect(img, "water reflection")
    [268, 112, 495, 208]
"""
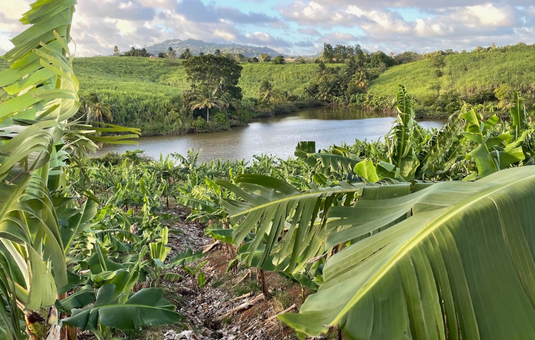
[96, 107, 445, 162]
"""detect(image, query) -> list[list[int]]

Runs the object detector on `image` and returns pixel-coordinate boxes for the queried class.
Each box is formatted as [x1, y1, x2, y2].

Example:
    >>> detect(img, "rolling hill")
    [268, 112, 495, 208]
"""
[368, 44, 535, 107]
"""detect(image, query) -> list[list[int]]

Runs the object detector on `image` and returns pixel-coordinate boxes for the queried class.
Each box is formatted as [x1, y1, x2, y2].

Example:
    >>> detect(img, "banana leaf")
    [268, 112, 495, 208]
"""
[280, 166, 535, 340]
[63, 284, 181, 332]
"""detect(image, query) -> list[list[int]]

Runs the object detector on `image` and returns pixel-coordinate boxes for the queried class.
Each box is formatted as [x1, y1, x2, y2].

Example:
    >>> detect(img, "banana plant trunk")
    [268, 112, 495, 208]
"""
[207, 107, 210, 122]
[257, 269, 269, 299]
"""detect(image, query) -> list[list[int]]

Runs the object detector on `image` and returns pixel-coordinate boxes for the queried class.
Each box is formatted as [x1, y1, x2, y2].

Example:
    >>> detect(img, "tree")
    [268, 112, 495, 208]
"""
[167, 47, 176, 59]
[257, 80, 273, 103]
[272, 55, 285, 64]
[83, 93, 113, 124]
[179, 48, 191, 59]
[297, 56, 306, 64]
[321, 43, 334, 63]
[123, 47, 150, 57]
[370, 50, 396, 67]
[113, 45, 120, 56]
[190, 86, 224, 122]
[394, 51, 423, 64]
[259, 53, 271, 62]
[346, 70, 369, 96]
[250, 57, 259, 63]
[184, 54, 243, 101]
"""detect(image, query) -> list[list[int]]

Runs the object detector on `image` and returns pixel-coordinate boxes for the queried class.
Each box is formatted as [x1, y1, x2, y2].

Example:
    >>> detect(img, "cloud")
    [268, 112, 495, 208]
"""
[175, 0, 278, 24]
[280, 1, 358, 27]
[298, 28, 321, 36]
[1, 0, 535, 57]
[310, 0, 533, 8]
[278, 1, 534, 54]
[77, 0, 156, 21]
[320, 32, 360, 44]
[240, 32, 293, 48]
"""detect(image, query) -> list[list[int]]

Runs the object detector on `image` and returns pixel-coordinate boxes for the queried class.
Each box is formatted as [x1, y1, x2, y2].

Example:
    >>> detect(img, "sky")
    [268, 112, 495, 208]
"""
[1, 0, 535, 57]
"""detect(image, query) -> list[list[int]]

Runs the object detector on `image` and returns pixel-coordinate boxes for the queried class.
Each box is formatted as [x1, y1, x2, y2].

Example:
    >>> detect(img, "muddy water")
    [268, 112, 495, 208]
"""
[96, 107, 445, 162]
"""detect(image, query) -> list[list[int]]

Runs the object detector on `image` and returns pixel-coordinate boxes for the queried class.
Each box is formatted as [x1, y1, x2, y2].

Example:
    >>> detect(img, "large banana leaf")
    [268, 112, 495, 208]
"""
[217, 175, 363, 273]
[280, 166, 535, 340]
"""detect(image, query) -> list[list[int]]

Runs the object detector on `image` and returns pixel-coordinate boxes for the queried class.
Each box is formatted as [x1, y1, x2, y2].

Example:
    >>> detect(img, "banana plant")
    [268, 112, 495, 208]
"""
[217, 174, 364, 274]
[0, 1, 183, 338]
[280, 165, 535, 340]
[463, 109, 527, 179]
[381, 85, 430, 180]
[62, 284, 180, 340]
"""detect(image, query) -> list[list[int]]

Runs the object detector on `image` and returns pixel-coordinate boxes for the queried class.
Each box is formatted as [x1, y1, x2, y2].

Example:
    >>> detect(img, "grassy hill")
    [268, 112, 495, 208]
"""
[368, 45, 535, 111]
[73, 57, 318, 98]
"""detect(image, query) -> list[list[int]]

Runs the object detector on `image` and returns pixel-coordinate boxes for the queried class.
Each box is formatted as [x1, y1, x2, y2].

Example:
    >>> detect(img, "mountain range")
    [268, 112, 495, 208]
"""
[145, 39, 284, 57]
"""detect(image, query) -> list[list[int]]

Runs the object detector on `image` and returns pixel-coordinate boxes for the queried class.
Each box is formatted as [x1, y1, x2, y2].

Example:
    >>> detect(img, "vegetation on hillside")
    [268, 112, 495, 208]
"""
[368, 43, 535, 115]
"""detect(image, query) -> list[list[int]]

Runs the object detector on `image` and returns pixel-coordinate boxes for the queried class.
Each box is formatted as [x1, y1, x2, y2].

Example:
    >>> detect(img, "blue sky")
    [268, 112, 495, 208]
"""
[1, 0, 535, 57]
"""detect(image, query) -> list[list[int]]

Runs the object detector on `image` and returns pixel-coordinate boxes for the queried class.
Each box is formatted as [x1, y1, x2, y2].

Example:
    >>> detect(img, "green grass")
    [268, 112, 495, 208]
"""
[73, 57, 319, 98]
[239, 63, 319, 97]
[368, 46, 535, 104]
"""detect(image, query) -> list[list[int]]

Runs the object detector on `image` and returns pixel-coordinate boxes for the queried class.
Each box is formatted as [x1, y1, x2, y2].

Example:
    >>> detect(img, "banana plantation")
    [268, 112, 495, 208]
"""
[3, 1, 535, 340]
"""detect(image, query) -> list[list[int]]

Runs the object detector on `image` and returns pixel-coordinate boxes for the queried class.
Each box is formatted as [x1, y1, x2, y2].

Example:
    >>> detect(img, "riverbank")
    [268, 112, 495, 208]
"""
[138, 99, 325, 137]
[96, 107, 445, 162]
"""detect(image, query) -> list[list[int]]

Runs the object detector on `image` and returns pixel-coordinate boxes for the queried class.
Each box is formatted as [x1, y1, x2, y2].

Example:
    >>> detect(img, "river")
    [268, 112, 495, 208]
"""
[96, 107, 445, 162]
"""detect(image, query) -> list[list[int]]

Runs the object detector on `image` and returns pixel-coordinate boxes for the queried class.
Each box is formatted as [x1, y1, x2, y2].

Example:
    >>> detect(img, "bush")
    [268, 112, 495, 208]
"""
[191, 116, 208, 132]
[212, 112, 230, 129]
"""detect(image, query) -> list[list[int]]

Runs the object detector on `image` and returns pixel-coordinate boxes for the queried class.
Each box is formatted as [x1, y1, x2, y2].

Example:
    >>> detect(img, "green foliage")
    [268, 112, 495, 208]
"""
[280, 166, 535, 339]
[272, 55, 285, 64]
[368, 44, 535, 113]
[183, 54, 243, 100]
[63, 285, 181, 338]
[122, 47, 151, 57]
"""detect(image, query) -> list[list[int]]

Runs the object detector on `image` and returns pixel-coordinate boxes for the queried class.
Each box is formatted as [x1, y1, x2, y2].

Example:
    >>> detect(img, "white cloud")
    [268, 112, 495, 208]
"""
[280, 1, 358, 27]
[213, 29, 236, 41]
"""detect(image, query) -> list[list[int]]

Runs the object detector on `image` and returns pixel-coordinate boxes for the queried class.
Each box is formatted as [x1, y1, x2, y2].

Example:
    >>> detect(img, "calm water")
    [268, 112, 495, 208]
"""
[96, 107, 445, 162]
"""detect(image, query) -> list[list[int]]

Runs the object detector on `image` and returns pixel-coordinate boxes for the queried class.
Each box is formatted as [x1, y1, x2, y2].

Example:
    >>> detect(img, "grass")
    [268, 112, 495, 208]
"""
[368, 45, 535, 104]
[231, 278, 261, 297]
[71, 57, 319, 99]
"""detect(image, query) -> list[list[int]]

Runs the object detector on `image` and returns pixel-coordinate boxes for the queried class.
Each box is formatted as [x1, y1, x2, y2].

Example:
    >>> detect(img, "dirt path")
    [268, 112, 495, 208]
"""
[141, 208, 315, 340]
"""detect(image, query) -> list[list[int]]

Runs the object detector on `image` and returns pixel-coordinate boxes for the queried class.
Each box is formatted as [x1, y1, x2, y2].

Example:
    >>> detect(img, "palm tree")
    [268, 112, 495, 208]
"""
[220, 92, 239, 117]
[190, 86, 224, 122]
[257, 80, 273, 103]
[83, 93, 113, 124]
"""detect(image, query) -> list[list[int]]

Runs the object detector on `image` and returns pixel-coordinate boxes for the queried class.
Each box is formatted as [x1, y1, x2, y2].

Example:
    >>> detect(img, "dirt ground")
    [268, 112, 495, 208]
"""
[131, 207, 340, 340]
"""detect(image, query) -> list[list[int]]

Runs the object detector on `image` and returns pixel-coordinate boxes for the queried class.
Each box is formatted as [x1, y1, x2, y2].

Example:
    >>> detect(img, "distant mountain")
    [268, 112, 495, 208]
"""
[145, 38, 284, 58]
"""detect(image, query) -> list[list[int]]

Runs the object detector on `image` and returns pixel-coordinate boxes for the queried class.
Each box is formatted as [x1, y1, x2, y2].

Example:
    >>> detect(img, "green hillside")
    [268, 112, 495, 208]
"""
[368, 45, 535, 111]
[73, 57, 318, 98]
[1, 56, 319, 134]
